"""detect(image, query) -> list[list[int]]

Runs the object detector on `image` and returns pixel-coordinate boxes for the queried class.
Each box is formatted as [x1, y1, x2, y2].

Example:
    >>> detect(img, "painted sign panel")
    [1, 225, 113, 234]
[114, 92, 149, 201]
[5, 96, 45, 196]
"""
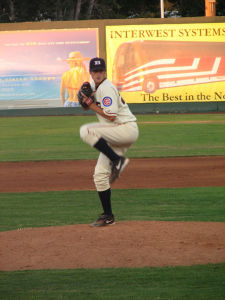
[106, 23, 225, 103]
[0, 29, 98, 109]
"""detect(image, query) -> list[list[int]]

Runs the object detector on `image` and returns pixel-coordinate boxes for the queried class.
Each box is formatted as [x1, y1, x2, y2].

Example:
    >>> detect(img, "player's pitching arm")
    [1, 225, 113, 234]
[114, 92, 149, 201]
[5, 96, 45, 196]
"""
[89, 102, 116, 122]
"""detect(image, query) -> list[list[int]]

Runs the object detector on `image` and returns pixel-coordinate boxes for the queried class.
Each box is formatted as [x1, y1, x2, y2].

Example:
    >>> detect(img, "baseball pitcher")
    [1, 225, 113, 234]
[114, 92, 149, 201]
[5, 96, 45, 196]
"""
[78, 57, 139, 227]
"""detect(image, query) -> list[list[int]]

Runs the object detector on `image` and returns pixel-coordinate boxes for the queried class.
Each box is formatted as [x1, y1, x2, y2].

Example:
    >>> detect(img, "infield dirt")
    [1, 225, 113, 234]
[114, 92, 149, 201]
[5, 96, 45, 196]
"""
[1, 156, 225, 192]
[0, 156, 225, 271]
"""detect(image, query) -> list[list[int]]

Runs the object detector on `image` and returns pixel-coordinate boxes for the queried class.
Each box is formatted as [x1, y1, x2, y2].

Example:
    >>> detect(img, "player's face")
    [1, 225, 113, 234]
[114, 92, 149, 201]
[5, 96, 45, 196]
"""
[90, 70, 106, 85]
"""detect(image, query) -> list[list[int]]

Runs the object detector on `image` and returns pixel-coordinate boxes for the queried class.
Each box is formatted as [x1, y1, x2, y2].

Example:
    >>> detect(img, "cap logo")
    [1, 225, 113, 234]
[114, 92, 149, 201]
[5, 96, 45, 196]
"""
[102, 97, 112, 107]
[94, 60, 101, 65]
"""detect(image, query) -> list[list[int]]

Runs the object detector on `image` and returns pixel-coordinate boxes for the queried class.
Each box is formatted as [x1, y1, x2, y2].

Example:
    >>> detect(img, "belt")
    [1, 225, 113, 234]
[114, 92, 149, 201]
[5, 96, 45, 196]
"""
[115, 121, 136, 125]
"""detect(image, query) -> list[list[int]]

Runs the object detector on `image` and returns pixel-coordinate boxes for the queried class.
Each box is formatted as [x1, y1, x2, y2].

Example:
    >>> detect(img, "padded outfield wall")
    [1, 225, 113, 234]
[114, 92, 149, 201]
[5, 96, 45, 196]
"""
[0, 16, 225, 116]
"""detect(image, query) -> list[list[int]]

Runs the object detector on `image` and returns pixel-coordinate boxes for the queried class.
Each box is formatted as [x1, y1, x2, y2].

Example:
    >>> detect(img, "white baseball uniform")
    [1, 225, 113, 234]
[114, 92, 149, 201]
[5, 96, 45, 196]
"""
[80, 78, 139, 191]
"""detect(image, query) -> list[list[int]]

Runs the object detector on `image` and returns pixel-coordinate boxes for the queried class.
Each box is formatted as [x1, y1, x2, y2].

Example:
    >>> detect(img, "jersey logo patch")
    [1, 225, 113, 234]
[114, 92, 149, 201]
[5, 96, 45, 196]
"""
[102, 97, 112, 107]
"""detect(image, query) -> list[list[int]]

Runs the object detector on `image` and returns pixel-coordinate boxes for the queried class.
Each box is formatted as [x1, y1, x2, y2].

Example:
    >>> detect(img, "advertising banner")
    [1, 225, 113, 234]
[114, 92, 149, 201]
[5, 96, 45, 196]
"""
[0, 28, 98, 109]
[106, 23, 225, 103]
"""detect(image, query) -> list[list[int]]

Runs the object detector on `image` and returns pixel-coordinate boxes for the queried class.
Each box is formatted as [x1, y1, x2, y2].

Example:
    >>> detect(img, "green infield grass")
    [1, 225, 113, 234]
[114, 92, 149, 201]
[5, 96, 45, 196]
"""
[0, 186, 224, 232]
[0, 113, 225, 161]
[0, 263, 224, 300]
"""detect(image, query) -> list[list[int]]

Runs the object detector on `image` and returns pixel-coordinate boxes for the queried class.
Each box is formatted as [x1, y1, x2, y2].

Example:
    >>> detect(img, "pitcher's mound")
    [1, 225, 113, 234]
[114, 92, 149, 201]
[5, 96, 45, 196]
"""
[1, 221, 224, 271]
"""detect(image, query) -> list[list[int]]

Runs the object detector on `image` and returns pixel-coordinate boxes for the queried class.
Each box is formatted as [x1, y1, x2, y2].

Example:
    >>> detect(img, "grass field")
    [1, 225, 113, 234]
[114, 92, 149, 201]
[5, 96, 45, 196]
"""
[0, 186, 225, 232]
[0, 113, 225, 299]
[1, 264, 225, 300]
[0, 113, 225, 161]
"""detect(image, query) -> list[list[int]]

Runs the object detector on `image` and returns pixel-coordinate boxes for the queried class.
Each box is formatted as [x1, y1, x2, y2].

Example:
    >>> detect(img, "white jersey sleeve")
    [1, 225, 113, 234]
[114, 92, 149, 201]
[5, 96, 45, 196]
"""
[92, 79, 136, 124]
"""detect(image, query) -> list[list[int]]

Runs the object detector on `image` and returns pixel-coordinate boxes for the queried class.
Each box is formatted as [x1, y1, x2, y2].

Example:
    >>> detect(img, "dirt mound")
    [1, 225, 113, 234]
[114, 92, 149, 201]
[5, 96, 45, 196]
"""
[0, 221, 224, 271]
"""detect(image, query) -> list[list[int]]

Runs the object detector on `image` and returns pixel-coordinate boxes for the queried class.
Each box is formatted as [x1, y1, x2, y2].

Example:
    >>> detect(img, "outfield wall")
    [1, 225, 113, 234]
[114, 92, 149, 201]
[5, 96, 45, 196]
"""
[0, 102, 224, 117]
[0, 16, 225, 116]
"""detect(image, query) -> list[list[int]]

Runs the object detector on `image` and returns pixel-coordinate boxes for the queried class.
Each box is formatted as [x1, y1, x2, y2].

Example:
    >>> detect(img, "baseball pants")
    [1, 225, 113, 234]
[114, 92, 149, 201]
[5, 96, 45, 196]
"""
[80, 121, 139, 191]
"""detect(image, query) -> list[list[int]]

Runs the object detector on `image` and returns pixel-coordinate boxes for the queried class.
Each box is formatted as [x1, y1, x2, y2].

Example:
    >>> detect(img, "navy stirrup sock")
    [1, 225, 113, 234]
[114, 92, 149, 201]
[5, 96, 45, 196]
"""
[94, 138, 120, 162]
[98, 188, 112, 216]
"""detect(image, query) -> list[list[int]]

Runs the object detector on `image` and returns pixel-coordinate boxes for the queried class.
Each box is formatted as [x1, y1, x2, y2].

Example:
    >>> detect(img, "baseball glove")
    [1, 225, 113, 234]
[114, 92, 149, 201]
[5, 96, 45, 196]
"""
[77, 82, 94, 109]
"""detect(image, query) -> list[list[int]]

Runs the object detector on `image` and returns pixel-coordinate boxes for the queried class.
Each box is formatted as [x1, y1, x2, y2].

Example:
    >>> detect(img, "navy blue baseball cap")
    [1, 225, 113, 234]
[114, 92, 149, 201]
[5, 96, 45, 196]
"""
[89, 57, 106, 72]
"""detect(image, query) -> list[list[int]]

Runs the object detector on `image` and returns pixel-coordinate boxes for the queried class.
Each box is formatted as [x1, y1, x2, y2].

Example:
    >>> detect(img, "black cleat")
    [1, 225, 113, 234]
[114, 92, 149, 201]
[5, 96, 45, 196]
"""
[110, 156, 129, 184]
[91, 213, 115, 227]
